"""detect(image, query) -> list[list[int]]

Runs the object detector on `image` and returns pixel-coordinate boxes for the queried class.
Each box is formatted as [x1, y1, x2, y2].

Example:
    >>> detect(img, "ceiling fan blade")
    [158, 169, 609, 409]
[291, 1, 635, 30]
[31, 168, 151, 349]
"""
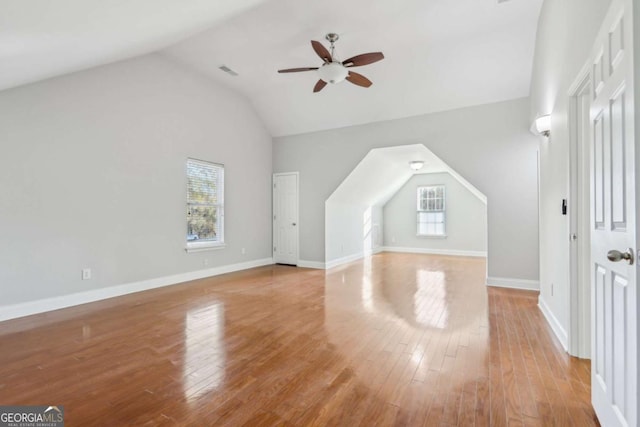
[342, 52, 384, 67]
[311, 40, 332, 63]
[346, 71, 373, 88]
[278, 67, 319, 73]
[313, 80, 327, 93]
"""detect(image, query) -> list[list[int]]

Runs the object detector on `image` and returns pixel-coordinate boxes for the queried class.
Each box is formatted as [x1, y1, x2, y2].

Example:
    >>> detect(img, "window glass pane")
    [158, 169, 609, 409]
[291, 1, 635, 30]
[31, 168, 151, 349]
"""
[417, 185, 445, 235]
[187, 159, 224, 244]
[187, 162, 218, 205]
[187, 205, 219, 241]
[418, 222, 428, 235]
[427, 222, 435, 235]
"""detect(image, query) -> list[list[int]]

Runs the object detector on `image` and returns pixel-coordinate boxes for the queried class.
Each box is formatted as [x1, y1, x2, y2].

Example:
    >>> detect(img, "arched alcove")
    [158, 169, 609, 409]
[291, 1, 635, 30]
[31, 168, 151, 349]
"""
[325, 144, 487, 269]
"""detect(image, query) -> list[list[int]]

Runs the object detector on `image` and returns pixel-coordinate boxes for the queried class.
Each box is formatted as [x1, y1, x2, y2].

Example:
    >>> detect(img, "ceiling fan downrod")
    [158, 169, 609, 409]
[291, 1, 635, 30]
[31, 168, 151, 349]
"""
[325, 33, 339, 59]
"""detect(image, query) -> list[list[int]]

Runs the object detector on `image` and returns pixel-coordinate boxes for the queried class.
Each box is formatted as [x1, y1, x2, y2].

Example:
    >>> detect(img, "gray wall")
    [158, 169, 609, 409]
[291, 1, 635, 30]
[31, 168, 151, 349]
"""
[529, 0, 611, 333]
[0, 53, 273, 306]
[383, 173, 487, 254]
[273, 97, 539, 281]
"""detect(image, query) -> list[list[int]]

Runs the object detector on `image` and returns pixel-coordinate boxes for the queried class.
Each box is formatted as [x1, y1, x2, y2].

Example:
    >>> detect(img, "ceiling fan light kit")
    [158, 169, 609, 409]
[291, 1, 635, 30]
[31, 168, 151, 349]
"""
[278, 32, 384, 93]
[317, 62, 348, 84]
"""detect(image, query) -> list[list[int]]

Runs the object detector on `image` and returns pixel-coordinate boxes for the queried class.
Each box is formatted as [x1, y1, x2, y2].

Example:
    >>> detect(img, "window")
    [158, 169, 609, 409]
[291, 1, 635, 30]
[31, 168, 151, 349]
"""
[417, 185, 446, 237]
[186, 158, 224, 251]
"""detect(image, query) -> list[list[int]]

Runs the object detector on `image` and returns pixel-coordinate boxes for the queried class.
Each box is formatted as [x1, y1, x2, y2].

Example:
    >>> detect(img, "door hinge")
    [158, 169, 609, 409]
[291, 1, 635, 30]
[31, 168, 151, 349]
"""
[273, 183, 276, 189]
[273, 247, 276, 252]
[273, 215, 276, 220]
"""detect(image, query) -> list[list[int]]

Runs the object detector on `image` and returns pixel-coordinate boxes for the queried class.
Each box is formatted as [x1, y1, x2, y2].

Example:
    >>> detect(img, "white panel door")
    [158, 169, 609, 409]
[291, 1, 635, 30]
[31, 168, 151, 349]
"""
[273, 173, 298, 265]
[589, 1, 637, 426]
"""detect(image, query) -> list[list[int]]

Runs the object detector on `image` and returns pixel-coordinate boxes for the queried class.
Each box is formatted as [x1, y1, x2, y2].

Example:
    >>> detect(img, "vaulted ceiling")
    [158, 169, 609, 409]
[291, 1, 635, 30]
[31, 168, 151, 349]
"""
[1, 0, 542, 137]
[0, 0, 266, 92]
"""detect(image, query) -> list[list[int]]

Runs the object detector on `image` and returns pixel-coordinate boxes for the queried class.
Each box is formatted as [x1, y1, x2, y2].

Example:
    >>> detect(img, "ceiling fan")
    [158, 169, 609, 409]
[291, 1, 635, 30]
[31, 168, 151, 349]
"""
[278, 33, 384, 93]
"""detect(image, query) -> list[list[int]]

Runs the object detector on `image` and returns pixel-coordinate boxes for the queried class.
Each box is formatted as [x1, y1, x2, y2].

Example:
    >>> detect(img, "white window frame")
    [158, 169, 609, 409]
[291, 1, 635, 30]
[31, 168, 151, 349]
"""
[186, 158, 225, 253]
[416, 185, 446, 238]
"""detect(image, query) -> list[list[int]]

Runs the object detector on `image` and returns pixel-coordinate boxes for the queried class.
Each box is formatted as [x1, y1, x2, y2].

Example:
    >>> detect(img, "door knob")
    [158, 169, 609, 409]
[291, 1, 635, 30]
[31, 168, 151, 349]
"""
[607, 248, 635, 265]
[292, 222, 297, 226]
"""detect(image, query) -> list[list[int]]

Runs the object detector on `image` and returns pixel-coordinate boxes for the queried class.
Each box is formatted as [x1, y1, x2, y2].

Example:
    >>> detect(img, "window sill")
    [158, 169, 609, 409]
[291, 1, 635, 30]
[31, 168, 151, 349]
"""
[185, 243, 226, 253]
[416, 234, 447, 239]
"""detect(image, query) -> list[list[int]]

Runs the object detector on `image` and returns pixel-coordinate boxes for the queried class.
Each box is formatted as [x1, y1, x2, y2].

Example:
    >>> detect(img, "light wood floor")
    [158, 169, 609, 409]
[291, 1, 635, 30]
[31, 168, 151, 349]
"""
[0, 253, 597, 426]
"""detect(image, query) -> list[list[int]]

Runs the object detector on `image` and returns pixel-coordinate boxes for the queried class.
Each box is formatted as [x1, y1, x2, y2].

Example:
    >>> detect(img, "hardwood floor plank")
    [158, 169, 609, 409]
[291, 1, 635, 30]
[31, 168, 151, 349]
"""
[0, 253, 598, 426]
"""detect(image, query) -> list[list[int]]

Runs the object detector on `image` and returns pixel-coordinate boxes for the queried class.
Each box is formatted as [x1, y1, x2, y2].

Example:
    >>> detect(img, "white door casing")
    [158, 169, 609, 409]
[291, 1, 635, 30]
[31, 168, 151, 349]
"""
[589, 1, 637, 426]
[569, 69, 592, 359]
[273, 173, 299, 265]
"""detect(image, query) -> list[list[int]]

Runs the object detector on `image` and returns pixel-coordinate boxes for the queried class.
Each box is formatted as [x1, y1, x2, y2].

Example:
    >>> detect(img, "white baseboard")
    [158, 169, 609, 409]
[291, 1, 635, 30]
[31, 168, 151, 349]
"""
[297, 260, 325, 269]
[325, 252, 365, 270]
[486, 276, 540, 291]
[538, 295, 569, 351]
[0, 257, 274, 322]
[299, 247, 382, 270]
[381, 246, 487, 258]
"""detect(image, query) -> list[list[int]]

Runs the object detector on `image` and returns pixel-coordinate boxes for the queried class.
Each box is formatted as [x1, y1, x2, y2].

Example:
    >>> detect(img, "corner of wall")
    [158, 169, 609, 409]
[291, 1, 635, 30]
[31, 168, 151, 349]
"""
[537, 294, 569, 351]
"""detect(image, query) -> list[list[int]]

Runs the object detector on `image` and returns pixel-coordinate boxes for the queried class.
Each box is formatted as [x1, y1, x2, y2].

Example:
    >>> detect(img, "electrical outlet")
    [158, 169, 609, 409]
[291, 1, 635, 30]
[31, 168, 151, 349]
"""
[82, 268, 91, 280]
[203, 259, 209, 266]
[391, 237, 396, 244]
[241, 248, 246, 255]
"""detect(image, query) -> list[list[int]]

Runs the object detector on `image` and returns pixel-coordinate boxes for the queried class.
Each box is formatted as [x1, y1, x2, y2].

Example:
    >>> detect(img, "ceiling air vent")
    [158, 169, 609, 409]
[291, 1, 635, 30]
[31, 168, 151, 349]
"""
[218, 65, 239, 76]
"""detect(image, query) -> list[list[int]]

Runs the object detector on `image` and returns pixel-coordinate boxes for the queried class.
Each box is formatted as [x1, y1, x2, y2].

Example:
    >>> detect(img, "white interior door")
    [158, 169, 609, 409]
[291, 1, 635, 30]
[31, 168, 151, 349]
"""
[273, 173, 298, 265]
[590, 1, 637, 426]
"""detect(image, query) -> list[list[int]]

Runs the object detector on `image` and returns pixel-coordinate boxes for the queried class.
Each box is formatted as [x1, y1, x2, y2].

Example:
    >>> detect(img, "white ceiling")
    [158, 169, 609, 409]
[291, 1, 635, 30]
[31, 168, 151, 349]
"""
[164, 0, 543, 136]
[1, 0, 542, 137]
[327, 145, 485, 208]
[0, 0, 266, 91]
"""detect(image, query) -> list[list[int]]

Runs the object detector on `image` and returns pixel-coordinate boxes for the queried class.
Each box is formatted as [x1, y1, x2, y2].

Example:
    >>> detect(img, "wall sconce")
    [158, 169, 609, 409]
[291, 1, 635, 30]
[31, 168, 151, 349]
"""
[533, 114, 551, 137]
[409, 161, 424, 171]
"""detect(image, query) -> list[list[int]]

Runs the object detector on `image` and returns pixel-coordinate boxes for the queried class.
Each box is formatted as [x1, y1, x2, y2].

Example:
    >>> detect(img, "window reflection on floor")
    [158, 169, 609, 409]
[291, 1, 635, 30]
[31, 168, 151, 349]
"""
[184, 302, 225, 402]
[363, 206, 372, 256]
[414, 269, 448, 329]
[361, 276, 375, 313]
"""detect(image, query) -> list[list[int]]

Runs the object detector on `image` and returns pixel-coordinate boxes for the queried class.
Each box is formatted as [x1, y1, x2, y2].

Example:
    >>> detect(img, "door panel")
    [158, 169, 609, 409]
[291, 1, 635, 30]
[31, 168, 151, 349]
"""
[610, 87, 626, 229]
[594, 264, 606, 383]
[589, 1, 636, 426]
[611, 273, 628, 414]
[594, 110, 605, 229]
